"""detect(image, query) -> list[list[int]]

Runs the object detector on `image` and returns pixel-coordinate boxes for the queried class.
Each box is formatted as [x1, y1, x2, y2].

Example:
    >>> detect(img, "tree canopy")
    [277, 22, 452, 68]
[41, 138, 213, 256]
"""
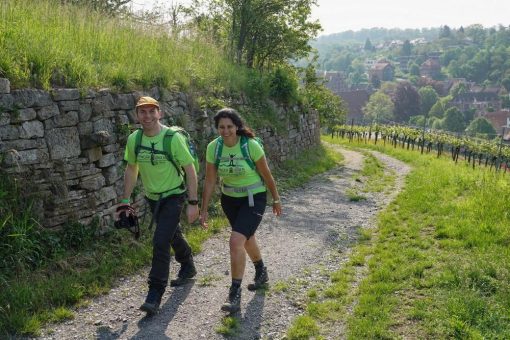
[190, 0, 321, 69]
[465, 117, 497, 136]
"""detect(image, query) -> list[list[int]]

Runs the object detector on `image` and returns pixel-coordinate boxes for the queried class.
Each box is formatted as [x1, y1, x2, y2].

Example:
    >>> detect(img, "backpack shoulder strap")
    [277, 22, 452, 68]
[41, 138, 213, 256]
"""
[134, 128, 144, 160]
[162, 127, 182, 177]
[240, 135, 256, 170]
[213, 136, 224, 169]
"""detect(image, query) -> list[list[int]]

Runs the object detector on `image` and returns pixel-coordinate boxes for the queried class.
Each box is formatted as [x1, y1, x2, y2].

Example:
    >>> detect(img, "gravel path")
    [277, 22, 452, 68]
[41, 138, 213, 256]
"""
[38, 145, 410, 340]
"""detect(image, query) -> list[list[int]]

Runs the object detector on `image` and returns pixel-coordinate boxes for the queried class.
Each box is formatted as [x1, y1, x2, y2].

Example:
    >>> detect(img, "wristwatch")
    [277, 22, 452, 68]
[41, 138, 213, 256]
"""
[188, 200, 199, 205]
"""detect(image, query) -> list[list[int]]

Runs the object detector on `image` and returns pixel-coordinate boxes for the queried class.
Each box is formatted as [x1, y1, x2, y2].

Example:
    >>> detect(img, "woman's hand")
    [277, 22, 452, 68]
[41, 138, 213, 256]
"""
[272, 201, 282, 216]
[200, 210, 209, 229]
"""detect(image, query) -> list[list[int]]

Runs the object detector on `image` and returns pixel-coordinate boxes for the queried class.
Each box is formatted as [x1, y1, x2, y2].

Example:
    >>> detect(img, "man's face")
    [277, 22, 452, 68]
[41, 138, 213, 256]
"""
[136, 105, 161, 130]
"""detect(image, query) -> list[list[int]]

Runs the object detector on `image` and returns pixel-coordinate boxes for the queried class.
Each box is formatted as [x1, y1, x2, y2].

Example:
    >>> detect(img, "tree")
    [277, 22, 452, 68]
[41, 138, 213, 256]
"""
[197, 0, 322, 68]
[364, 38, 375, 52]
[362, 91, 394, 123]
[443, 107, 465, 132]
[393, 81, 420, 122]
[439, 25, 452, 39]
[466, 117, 497, 135]
[409, 62, 420, 76]
[429, 96, 451, 118]
[301, 60, 347, 129]
[400, 39, 412, 56]
[418, 86, 438, 115]
[347, 59, 367, 87]
[502, 76, 510, 92]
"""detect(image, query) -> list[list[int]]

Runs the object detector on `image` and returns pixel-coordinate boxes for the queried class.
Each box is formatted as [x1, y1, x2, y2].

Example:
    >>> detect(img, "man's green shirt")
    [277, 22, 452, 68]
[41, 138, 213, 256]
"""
[124, 126, 193, 200]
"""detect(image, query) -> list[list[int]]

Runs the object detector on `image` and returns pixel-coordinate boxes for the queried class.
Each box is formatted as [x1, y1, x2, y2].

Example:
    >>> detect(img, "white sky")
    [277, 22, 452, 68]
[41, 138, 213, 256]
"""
[131, 0, 510, 36]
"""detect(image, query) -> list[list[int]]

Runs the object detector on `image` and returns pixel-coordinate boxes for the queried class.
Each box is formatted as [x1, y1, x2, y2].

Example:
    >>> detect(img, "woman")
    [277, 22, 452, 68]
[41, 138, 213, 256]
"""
[200, 108, 282, 313]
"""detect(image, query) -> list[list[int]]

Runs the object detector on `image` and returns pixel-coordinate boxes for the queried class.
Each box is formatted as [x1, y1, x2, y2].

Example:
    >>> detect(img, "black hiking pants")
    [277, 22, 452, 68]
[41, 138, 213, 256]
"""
[146, 193, 192, 292]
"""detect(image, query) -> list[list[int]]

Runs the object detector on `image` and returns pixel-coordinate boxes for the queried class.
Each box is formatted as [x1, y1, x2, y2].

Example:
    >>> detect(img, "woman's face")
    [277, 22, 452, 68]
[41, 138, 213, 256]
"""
[217, 117, 238, 139]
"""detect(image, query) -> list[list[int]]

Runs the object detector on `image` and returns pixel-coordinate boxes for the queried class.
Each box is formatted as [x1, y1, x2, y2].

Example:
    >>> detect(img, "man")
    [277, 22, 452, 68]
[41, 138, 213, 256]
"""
[118, 96, 200, 315]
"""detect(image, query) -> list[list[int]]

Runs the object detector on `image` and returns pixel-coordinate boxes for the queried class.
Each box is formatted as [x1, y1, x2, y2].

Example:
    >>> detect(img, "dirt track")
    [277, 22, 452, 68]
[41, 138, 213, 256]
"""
[39, 144, 410, 340]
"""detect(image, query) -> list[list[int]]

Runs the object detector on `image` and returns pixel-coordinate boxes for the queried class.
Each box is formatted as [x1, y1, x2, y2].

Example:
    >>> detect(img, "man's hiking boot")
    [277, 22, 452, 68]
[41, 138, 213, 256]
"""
[170, 260, 197, 287]
[221, 285, 242, 313]
[140, 289, 162, 315]
[247, 266, 268, 291]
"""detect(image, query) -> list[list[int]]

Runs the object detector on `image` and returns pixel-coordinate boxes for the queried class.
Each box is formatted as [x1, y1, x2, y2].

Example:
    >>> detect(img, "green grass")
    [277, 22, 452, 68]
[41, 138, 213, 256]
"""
[215, 316, 240, 336]
[359, 151, 395, 193]
[287, 315, 321, 340]
[273, 143, 343, 193]
[0, 0, 252, 94]
[318, 135, 510, 339]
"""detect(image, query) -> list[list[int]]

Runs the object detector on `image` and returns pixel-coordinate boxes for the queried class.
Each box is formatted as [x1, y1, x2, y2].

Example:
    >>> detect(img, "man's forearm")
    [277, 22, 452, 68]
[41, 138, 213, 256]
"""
[183, 164, 198, 200]
[122, 164, 138, 201]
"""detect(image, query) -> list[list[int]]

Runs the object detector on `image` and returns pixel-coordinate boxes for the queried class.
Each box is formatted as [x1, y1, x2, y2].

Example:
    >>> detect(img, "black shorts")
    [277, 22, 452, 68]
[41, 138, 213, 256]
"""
[221, 192, 267, 239]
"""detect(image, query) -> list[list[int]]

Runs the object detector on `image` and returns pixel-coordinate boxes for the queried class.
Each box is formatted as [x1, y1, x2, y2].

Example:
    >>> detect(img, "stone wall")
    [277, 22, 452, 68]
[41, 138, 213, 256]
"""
[0, 79, 320, 229]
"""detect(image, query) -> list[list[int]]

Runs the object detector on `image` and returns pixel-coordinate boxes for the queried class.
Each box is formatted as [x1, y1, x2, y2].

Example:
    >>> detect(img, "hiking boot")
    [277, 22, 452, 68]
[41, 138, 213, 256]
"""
[170, 261, 197, 287]
[247, 266, 268, 291]
[221, 285, 242, 313]
[140, 289, 162, 315]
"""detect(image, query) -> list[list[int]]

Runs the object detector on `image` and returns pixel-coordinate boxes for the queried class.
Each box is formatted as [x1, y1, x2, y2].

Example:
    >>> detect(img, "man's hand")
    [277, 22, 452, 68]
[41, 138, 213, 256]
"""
[186, 204, 200, 224]
[115, 203, 133, 220]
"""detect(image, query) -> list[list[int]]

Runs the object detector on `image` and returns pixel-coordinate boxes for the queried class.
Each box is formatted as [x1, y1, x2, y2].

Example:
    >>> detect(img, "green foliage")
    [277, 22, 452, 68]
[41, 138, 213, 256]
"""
[443, 106, 465, 132]
[393, 81, 421, 122]
[269, 65, 299, 104]
[299, 58, 347, 129]
[418, 85, 439, 115]
[362, 91, 394, 123]
[325, 134, 510, 339]
[429, 96, 452, 119]
[287, 315, 320, 339]
[466, 117, 497, 136]
[0, 0, 251, 92]
[201, 0, 322, 69]
[59, 0, 132, 15]
[215, 316, 240, 336]
[274, 144, 343, 192]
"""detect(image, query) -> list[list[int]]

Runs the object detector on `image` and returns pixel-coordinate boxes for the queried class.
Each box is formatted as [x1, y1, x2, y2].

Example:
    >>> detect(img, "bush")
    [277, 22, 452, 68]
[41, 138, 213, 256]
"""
[269, 66, 299, 104]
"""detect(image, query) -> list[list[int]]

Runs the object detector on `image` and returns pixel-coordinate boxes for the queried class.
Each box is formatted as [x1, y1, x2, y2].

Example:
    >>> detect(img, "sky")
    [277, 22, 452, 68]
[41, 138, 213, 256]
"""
[131, 0, 510, 36]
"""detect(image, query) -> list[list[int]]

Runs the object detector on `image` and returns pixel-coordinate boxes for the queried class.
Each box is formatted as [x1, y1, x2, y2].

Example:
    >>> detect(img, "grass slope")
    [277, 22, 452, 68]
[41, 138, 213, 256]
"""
[287, 136, 510, 339]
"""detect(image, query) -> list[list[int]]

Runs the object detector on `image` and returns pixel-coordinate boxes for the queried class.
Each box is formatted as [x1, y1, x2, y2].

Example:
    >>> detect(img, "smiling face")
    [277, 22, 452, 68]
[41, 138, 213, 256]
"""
[217, 117, 238, 145]
[136, 105, 162, 134]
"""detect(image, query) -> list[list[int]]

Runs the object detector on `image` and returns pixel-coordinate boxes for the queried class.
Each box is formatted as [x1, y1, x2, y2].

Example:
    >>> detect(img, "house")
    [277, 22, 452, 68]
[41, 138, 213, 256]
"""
[420, 58, 441, 79]
[480, 109, 510, 135]
[337, 90, 372, 124]
[451, 88, 502, 114]
[369, 60, 394, 83]
[321, 71, 349, 93]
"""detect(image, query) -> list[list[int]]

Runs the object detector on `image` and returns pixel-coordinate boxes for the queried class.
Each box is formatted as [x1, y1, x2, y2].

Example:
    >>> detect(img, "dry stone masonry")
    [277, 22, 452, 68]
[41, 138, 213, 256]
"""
[0, 78, 320, 230]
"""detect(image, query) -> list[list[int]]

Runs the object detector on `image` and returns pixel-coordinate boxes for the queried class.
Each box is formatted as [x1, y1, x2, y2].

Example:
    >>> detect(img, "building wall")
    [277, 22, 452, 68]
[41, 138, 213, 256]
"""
[0, 79, 320, 229]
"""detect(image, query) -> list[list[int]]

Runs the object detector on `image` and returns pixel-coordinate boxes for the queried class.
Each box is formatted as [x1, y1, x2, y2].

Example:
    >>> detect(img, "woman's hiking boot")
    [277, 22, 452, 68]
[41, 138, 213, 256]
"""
[140, 288, 163, 315]
[247, 266, 268, 291]
[170, 260, 197, 287]
[221, 285, 242, 313]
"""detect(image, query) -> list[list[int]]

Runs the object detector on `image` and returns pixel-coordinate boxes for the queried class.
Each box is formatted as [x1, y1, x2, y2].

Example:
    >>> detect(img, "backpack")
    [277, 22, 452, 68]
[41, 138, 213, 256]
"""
[213, 135, 263, 170]
[134, 126, 200, 178]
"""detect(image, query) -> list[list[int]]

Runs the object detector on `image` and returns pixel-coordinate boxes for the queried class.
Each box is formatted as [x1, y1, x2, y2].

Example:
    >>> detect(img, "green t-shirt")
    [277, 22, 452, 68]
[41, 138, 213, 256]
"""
[206, 136, 266, 197]
[124, 127, 194, 200]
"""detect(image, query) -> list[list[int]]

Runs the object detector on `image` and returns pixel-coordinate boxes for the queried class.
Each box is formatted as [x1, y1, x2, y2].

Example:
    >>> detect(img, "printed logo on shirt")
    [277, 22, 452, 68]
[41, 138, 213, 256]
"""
[218, 153, 246, 176]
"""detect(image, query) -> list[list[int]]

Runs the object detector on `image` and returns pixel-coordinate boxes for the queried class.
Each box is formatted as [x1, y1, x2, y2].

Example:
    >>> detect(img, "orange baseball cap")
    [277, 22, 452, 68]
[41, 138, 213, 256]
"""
[135, 96, 160, 109]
